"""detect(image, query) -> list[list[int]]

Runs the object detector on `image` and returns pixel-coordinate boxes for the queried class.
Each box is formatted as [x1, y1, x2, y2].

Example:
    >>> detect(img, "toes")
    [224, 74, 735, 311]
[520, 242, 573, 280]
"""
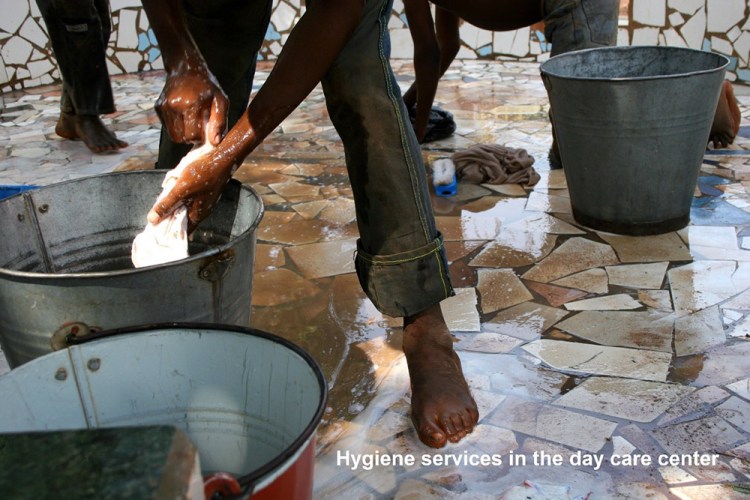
[417, 421, 447, 449]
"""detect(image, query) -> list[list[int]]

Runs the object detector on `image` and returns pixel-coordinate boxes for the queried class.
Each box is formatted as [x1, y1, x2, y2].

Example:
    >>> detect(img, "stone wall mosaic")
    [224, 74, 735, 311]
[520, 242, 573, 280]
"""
[0, 0, 747, 94]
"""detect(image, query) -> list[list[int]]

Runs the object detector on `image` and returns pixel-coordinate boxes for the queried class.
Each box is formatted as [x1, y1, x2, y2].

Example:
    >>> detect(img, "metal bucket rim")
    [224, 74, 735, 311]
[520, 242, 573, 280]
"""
[40, 322, 328, 492]
[540, 45, 730, 82]
[0, 170, 265, 280]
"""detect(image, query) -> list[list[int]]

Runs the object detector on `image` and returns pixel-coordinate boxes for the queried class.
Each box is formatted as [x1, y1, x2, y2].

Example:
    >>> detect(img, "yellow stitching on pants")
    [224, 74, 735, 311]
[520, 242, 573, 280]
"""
[356, 240, 444, 265]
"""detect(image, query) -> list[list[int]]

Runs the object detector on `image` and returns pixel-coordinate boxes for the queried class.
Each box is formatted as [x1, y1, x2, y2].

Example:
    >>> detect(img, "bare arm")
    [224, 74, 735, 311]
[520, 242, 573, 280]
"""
[148, 0, 365, 230]
[141, 0, 228, 146]
[403, 0, 441, 142]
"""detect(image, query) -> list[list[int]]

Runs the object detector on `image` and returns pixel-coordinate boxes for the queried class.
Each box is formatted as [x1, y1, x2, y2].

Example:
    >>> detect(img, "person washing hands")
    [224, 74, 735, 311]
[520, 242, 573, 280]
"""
[141, 0, 478, 449]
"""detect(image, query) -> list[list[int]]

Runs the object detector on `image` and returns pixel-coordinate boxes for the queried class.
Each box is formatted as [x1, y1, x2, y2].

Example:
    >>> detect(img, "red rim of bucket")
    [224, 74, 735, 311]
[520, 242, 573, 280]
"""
[68, 321, 328, 494]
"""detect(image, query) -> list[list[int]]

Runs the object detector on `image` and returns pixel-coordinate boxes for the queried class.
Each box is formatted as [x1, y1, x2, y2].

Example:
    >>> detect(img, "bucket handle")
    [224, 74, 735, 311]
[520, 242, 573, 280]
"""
[204, 472, 256, 500]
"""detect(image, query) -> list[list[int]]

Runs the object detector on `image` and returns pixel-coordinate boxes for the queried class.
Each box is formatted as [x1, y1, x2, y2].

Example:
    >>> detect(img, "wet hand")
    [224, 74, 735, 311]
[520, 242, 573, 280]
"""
[147, 153, 232, 233]
[156, 68, 228, 147]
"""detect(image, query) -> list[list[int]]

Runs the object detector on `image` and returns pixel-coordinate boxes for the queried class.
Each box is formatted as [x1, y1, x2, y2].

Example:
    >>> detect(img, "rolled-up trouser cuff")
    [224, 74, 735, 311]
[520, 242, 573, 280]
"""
[355, 233, 455, 318]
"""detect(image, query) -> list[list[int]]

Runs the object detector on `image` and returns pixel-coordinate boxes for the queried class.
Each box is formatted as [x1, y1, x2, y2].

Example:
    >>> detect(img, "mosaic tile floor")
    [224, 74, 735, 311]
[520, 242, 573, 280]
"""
[1, 60, 750, 498]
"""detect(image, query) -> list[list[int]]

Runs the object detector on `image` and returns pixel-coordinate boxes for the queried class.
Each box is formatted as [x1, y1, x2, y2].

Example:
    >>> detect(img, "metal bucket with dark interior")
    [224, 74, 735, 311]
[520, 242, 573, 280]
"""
[0, 171, 264, 367]
[0, 325, 327, 499]
[541, 46, 729, 235]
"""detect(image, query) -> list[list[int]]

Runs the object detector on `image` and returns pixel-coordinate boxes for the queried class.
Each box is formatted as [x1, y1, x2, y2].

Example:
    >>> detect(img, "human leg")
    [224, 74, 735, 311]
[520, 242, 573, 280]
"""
[319, 0, 477, 448]
[543, 0, 619, 168]
[710, 80, 741, 149]
[156, 0, 272, 169]
[37, 0, 127, 153]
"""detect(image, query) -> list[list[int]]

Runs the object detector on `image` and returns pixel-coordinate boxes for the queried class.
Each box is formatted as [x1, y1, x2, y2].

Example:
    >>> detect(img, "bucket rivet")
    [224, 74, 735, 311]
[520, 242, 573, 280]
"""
[38, 204, 49, 214]
[54, 367, 67, 381]
[17, 214, 24, 222]
[87, 358, 101, 371]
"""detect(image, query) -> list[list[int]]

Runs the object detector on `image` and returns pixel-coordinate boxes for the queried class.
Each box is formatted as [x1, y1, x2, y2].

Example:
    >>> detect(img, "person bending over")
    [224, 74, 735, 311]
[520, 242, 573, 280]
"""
[142, 0, 478, 449]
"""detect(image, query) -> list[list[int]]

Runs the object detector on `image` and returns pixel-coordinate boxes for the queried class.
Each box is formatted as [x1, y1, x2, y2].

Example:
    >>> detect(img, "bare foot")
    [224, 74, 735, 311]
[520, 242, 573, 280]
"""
[55, 112, 128, 154]
[403, 303, 478, 448]
[709, 80, 741, 149]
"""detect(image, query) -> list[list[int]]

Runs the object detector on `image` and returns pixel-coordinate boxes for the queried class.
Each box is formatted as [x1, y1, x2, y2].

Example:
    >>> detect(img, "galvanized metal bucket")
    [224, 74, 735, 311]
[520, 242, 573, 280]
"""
[0, 324, 327, 499]
[0, 171, 264, 367]
[541, 46, 729, 235]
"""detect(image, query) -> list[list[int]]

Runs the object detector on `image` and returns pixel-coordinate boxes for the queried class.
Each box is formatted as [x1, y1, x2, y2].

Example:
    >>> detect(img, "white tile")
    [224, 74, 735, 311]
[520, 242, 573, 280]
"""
[663, 28, 688, 47]
[476, 268, 533, 314]
[679, 7, 707, 49]
[706, 0, 746, 33]
[668, 0, 704, 16]
[0, 0, 28, 33]
[1, 36, 33, 66]
[488, 397, 617, 453]
[115, 51, 143, 74]
[284, 237, 357, 279]
[441, 287, 481, 332]
[557, 310, 674, 352]
[735, 32, 750, 65]
[633, 0, 666, 27]
[726, 378, 750, 401]
[522, 339, 672, 382]
[26, 59, 54, 80]
[606, 262, 669, 289]
[116, 9, 139, 49]
[111, 0, 142, 8]
[564, 294, 642, 311]
[669, 260, 750, 314]
[710, 36, 735, 57]
[673, 305, 725, 356]
[522, 237, 619, 283]
[389, 28, 413, 60]
[668, 12, 685, 27]
[553, 268, 609, 294]
[460, 23, 492, 48]
[273, 1, 298, 32]
[556, 377, 693, 422]
[19, 17, 46, 48]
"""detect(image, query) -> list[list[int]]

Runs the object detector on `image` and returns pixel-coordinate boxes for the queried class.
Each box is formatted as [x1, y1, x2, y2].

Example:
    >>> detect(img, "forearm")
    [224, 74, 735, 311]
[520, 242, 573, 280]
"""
[207, 0, 364, 171]
[140, 0, 205, 73]
[404, 0, 441, 140]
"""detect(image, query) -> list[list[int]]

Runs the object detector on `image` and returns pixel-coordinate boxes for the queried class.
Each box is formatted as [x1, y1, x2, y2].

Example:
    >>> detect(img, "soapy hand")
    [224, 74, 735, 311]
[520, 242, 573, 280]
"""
[156, 67, 228, 147]
[146, 146, 233, 234]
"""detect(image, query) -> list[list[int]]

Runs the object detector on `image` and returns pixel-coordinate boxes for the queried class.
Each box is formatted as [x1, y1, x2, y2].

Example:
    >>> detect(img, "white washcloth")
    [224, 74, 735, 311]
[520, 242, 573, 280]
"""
[131, 142, 215, 268]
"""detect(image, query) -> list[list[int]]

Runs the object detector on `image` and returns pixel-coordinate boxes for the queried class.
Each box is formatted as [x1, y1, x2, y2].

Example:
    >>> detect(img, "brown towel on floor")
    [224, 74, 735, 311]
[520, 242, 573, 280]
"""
[452, 144, 540, 186]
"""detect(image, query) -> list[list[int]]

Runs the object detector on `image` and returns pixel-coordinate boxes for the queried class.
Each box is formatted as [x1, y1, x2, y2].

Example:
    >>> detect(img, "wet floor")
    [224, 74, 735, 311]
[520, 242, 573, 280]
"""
[1, 60, 750, 498]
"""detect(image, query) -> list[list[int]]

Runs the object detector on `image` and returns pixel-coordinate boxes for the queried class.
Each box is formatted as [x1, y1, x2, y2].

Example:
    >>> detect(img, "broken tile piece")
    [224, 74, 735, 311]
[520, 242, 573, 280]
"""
[441, 287, 481, 332]
[556, 311, 674, 352]
[658, 386, 731, 426]
[469, 230, 557, 268]
[652, 416, 746, 455]
[605, 262, 669, 289]
[522, 237, 619, 283]
[563, 293, 642, 311]
[726, 378, 750, 401]
[638, 290, 674, 311]
[553, 268, 609, 294]
[252, 268, 322, 307]
[488, 397, 617, 453]
[524, 280, 588, 307]
[485, 302, 570, 341]
[455, 332, 523, 354]
[555, 377, 693, 423]
[674, 305, 726, 356]
[716, 397, 750, 431]
[522, 339, 672, 381]
[598, 232, 691, 263]
[285, 238, 357, 278]
[476, 269, 533, 314]
[669, 261, 750, 314]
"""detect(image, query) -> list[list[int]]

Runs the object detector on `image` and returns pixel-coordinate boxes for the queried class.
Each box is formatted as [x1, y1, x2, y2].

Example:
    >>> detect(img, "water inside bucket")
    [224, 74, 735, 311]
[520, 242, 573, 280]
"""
[0, 171, 264, 367]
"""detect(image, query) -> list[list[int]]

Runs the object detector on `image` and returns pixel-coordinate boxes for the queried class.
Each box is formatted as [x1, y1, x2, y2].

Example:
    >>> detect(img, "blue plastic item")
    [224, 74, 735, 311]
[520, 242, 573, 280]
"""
[0, 185, 39, 200]
[434, 174, 457, 197]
